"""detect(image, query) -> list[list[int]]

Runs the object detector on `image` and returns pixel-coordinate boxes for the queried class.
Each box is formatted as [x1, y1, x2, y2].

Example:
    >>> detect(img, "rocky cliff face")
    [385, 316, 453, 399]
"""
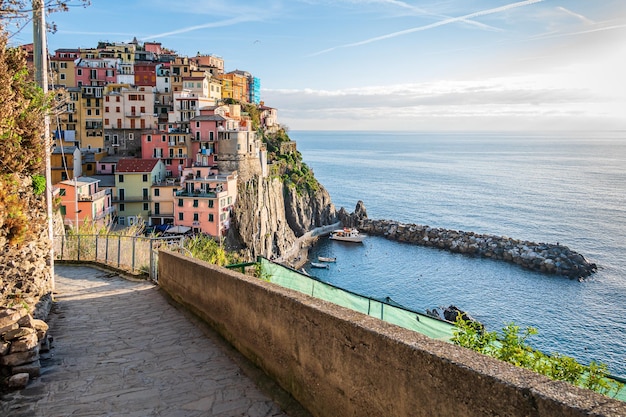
[226, 175, 338, 261]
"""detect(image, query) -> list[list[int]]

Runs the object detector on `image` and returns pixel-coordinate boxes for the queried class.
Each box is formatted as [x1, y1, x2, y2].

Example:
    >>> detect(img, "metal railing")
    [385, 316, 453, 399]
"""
[54, 234, 185, 281]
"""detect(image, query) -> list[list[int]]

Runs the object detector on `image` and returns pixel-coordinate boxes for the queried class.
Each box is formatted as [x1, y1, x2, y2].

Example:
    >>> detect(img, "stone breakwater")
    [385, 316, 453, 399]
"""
[359, 219, 597, 279]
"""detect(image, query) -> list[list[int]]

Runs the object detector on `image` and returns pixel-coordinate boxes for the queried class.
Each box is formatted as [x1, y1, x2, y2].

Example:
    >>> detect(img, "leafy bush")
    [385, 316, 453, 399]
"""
[32, 174, 46, 195]
[452, 316, 624, 398]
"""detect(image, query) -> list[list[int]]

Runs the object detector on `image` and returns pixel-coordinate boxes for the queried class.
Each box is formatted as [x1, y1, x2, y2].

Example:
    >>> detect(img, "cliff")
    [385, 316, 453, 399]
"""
[226, 175, 338, 263]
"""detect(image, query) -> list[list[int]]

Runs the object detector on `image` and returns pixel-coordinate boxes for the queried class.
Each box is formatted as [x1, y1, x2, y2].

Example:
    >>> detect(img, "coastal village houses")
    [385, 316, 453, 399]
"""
[43, 39, 268, 238]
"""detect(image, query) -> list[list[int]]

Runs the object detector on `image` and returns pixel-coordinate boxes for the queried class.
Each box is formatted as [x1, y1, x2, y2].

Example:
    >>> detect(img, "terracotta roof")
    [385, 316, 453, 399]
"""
[116, 158, 160, 173]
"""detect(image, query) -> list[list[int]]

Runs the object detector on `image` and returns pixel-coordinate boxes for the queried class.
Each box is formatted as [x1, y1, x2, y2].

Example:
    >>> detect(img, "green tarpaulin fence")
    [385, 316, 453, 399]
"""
[259, 257, 454, 341]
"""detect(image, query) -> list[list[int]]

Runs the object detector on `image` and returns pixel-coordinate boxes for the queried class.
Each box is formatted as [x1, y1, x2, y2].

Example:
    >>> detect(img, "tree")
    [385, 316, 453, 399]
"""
[1, 0, 90, 34]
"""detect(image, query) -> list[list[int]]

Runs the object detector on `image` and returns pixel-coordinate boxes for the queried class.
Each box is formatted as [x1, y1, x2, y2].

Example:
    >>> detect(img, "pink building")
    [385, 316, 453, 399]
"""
[189, 106, 228, 167]
[57, 177, 114, 229]
[174, 167, 238, 237]
[75, 58, 117, 87]
[140, 131, 192, 178]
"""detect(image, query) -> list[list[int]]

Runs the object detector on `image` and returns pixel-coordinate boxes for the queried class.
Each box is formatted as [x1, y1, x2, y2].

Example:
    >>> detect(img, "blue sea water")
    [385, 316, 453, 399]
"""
[291, 130, 626, 379]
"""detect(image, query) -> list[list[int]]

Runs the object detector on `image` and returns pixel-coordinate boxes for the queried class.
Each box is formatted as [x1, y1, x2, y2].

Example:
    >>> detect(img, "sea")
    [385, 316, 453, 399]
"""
[290, 130, 626, 379]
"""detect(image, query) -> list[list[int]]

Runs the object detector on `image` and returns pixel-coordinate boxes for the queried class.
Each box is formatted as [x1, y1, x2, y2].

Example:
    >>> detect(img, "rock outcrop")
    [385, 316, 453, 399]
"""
[226, 175, 338, 261]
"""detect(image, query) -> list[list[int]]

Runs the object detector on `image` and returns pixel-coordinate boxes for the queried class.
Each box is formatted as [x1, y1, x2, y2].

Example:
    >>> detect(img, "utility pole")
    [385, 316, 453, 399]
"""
[33, 0, 55, 291]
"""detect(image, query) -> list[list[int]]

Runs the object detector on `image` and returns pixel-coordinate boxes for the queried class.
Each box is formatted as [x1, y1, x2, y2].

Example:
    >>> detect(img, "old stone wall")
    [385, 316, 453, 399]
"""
[158, 250, 626, 417]
[0, 307, 52, 391]
[359, 218, 597, 279]
[0, 175, 58, 391]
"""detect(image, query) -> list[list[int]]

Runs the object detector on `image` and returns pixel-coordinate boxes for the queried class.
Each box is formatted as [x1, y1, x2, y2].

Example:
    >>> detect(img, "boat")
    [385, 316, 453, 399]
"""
[310, 262, 330, 269]
[329, 228, 365, 243]
[317, 256, 337, 263]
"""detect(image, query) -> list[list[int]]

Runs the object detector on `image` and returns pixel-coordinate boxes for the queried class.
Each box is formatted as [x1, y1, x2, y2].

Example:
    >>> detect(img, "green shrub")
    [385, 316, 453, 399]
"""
[452, 316, 624, 398]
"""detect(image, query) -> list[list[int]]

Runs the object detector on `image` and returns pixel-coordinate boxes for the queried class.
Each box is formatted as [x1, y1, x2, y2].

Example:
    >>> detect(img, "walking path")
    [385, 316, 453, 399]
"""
[1, 265, 308, 417]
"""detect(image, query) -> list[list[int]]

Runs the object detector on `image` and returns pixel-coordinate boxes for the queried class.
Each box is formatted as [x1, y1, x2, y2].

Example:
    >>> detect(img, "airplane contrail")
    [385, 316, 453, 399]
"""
[309, 0, 544, 56]
[142, 16, 256, 41]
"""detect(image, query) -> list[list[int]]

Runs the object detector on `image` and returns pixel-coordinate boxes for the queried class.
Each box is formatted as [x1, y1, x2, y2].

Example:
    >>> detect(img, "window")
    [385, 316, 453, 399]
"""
[208, 200, 214, 208]
[87, 164, 93, 170]
[105, 106, 109, 112]
[178, 199, 183, 207]
[118, 174, 124, 183]
[208, 213, 214, 222]
[59, 188, 66, 196]
[154, 203, 160, 215]
[193, 213, 199, 221]
[143, 203, 149, 211]
[104, 118, 109, 125]
[129, 133, 134, 140]
[154, 188, 160, 197]
[60, 73, 66, 80]
[119, 203, 125, 211]
[77, 69, 82, 76]
[143, 188, 149, 199]
[60, 205, 66, 215]
[193, 199, 198, 208]
[146, 135, 152, 142]
[178, 213, 184, 221]
[118, 216, 125, 225]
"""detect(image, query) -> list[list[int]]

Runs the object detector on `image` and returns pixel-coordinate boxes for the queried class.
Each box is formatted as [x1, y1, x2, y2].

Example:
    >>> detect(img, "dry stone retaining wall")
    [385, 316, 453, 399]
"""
[0, 306, 52, 391]
[360, 219, 597, 279]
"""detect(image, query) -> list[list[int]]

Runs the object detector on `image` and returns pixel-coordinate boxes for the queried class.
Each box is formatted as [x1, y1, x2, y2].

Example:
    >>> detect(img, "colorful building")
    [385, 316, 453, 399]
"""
[51, 146, 82, 184]
[114, 159, 166, 227]
[57, 177, 114, 229]
[174, 167, 238, 236]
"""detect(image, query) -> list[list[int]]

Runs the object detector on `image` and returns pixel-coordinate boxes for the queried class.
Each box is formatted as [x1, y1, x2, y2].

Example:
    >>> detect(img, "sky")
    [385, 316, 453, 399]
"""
[7, 0, 626, 132]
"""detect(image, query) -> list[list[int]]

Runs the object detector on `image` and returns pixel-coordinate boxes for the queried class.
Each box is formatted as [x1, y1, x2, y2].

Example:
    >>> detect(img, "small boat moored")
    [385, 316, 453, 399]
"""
[317, 256, 337, 263]
[310, 262, 330, 269]
[329, 228, 365, 243]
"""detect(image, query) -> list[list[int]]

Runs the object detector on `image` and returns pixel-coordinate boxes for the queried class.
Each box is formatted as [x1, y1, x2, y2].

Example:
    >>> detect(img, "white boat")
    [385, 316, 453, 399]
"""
[311, 262, 330, 269]
[317, 256, 337, 263]
[329, 228, 365, 243]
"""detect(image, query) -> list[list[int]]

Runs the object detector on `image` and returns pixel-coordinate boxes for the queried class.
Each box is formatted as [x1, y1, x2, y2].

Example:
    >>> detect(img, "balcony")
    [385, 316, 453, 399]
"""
[126, 112, 142, 118]
[78, 189, 110, 201]
[175, 190, 217, 198]
[112, 196, 151, 203]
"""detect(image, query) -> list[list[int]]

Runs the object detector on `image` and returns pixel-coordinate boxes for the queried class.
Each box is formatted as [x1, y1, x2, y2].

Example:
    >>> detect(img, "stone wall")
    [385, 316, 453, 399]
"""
[0, 306, 52, 391]
[0, 175, 59, 392]
[158, 250, 625, 417]
[359, 218, 597, 279]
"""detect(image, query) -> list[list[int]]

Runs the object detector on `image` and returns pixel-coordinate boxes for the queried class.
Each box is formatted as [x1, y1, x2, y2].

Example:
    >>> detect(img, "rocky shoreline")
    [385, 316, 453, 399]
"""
[358, 218, 597, 279]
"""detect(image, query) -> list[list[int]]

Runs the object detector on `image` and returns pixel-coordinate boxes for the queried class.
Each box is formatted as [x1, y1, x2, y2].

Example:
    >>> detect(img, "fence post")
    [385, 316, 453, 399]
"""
[131, 236, 136, 273]
[117, 235, 121, 268]
[105, 235, 109, 266]
[77, 234, 81, 261]
[60, 234, 65, 259]
[149, 238, 154, 281]
[95, 235, 99, 261]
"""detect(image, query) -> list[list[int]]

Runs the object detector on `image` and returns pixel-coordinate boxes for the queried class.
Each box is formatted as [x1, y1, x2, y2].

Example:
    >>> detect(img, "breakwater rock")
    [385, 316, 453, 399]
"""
[359, 219, 597, 279]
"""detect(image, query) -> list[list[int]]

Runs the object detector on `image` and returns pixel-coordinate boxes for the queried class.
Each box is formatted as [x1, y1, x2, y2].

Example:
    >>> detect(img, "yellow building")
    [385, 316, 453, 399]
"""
[49, 48, 80, 88]
[50, 146, 82, 184]
[77, 85, 105, 150]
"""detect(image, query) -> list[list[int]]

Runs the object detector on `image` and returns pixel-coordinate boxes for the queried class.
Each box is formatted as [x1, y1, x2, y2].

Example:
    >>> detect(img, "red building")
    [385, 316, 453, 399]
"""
[134, 61, 157, 86]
